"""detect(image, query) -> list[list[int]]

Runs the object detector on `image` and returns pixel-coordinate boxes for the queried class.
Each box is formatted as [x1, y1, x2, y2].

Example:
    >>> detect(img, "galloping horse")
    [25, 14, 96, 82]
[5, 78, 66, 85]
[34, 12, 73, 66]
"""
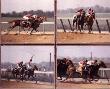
[12, 65, 27, 81]
[57, 58, 68, 80]
[65, 59, 76, 80]
[7, 16, 47, 34]
[73, 11, 86, 32]
[88, 61, 107, 81]
[24, 65, 38, 81]
[57, 58, 76, 81]
[78, 60, 107, 82]
[85, 13, 95, 33]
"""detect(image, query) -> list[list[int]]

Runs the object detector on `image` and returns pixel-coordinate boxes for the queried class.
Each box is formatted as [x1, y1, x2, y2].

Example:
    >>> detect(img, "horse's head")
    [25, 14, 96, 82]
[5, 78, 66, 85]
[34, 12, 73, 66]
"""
[39, 16, 47, 23]
[33, 65, 38, 70]
[98, 61, 107, 68]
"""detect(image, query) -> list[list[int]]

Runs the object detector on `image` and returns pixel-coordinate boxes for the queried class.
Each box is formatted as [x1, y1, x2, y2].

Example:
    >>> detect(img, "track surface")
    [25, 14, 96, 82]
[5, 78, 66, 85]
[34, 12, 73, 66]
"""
[0, 80, 54, 89]
[1, 31, 110, 44]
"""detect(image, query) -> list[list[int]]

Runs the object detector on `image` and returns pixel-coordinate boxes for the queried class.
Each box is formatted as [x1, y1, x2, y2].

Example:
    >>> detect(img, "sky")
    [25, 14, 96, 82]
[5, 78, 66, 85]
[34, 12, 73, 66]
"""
[1, 46, 110, 63]
[1, 0, 54, 13]
[1, 0, 110, 13]
[57, 46, 110, 58]
[58, 0, 110, 10]
[1, 46, 54, 63]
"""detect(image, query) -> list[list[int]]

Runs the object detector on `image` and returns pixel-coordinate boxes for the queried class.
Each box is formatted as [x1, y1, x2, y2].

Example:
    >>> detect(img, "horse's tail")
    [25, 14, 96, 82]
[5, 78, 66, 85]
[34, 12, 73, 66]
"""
[8, 20, 15, 23]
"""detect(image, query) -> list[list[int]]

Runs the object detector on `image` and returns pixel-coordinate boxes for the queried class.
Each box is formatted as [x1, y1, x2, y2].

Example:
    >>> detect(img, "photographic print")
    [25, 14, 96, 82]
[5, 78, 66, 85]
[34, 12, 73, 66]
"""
[1, 0, 54, 44]
[1, 46, 54, 89]
[56, 45, 110, 89]
[57, 0, 110, 44]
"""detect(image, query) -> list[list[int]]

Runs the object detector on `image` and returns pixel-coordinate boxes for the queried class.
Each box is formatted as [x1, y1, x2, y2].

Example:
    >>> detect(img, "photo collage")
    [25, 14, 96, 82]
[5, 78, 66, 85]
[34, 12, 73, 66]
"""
[0, 0, 110, 89]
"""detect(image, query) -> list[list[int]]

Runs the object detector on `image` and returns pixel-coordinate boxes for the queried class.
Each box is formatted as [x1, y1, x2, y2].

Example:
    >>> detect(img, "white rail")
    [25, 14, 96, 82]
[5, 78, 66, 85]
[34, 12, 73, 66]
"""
[0, 21, 54, 34]
[57, 17, 110, 20]
[1, 68, 53, 74]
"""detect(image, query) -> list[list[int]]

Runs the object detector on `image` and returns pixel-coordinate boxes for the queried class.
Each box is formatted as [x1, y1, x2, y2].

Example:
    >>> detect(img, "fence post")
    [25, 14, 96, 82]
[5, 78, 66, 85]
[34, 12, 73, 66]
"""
[68, 19, 73, 31]
[43, 23, 45, 34]
[60, 19, 66, 32]
[95, 20, 101, 33]
[106, 19, 110, 33]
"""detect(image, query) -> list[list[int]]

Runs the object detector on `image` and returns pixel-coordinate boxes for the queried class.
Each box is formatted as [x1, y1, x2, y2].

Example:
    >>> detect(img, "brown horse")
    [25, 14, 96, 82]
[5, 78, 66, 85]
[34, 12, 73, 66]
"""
[7, 16, 47, 34]
[57, 58, 76, 81]
[73, 11, 86, 32]
[85, 13, 95, 33]
[78, 60, 107, 83]
[65, 59, 76, 81]
[24, 65, 38, 81]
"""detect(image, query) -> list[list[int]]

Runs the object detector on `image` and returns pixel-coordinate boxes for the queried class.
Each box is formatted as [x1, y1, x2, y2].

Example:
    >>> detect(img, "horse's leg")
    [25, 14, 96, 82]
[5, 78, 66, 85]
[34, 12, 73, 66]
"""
[30, 28, 34, 35]
[73, 20, 76, 31]
[27, 27, 31, 34]
[7, 26, 14, 34]
[81, 24, 84, 33]
[90, 25, 93, 33]
[88, 25, 91, 33]
[35, 28, 39, 32]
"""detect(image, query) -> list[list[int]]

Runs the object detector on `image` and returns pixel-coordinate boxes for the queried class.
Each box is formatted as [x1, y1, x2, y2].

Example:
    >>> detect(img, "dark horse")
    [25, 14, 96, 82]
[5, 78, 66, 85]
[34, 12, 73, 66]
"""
[7, 16, 46, 34]
[82, 61, 107, 82]
[24, 65, 38, 81]
[57, 58, 76, 81]
[12, 65, 27, 81]
[73, 11, 86, 32]
[57, 58, 68, 80]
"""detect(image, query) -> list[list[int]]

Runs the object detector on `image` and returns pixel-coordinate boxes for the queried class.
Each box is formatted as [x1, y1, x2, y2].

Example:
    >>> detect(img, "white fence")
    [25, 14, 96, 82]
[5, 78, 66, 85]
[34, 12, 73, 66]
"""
[0, 21, 54, 34]
[1, 68, 110, 78]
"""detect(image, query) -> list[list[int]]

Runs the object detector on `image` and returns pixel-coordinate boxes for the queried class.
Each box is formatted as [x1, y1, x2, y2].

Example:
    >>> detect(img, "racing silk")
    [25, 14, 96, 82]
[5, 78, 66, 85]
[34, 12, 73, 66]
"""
[23, 16, 29, 20]
[87, 9, 95, 16]
[23, 14, 32, 20]
[76, 9, 83, 17]
[26, 61, 32, 69]
[17, 61, 23, 68]
[79, 60, 85, 67]
[87, 60, 94, 65]
[32, 15, 38, 19]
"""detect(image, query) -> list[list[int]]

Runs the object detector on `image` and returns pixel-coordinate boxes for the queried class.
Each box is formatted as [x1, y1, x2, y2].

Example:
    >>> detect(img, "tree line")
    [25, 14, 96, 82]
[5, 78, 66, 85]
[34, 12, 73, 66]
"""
[58, 5, 110, 13]
[2, 10, 54, 18]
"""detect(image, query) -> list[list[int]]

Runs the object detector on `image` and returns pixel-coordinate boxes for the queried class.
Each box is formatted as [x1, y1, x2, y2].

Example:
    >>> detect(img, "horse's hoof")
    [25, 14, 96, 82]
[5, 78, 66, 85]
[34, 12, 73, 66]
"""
[15, 33, 18, 35]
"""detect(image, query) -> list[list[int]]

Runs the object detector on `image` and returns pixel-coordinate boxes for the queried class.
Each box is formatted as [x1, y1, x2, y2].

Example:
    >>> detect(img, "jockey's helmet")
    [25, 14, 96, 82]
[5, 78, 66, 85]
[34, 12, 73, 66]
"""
[89, 8, 92, 11]
[30, 59, 32, 62]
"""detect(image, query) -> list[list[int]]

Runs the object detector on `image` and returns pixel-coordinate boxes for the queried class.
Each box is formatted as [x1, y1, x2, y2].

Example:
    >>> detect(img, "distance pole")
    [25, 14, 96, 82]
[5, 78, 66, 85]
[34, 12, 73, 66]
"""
[0, 0, 1, 85]
[54, 0, 57, 89]
[50, 53, 51, 69]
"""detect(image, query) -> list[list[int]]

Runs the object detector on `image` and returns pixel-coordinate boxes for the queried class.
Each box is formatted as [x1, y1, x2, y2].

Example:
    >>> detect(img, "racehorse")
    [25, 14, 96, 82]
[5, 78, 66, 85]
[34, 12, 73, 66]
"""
[57, 58, 68, 80]
[85, 13, 95, 33]
[73, 11, 86, 32]
[65, 59, 76, 81]
[12, 65, 27, 81]
[7, 16, 46, 34]
[88, 61, 107, 81]
[57, 58, 76, 81]
[24, 65, 38, 81]
[80, 60, 107, 83]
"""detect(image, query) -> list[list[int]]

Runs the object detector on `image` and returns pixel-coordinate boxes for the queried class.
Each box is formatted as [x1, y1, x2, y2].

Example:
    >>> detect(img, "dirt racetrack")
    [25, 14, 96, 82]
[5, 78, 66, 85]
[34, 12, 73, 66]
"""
[1, 79, 110, 89]
[1, 31, 110, 44]
[57, 82, 110, 89]
[0, 80, 54, 89]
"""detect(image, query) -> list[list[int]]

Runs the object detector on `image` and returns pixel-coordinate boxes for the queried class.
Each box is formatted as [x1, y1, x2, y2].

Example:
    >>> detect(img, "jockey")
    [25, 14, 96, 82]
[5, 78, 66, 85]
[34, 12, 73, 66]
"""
[27, 59, 33, 69]
[79, 60, 85, 67]
[87, 8, 95, 18]
[32, 14, 38, 19]
[87, 60, 94, 65]
[93, 60, 98, 66]
[23, 14, 33, 20]
[76, 9, 84, 18]
[17, 61, 23, 69]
